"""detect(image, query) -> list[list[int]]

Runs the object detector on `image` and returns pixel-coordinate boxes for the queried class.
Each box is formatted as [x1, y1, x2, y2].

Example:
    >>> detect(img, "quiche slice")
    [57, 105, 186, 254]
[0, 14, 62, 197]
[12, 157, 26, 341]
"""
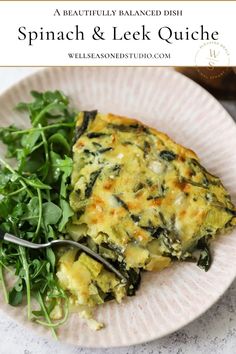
[57, 111, 236, 314]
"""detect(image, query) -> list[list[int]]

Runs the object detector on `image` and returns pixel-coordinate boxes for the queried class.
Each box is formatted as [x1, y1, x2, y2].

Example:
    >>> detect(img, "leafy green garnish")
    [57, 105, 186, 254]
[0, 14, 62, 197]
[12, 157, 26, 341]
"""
[0, 90, 76, 337]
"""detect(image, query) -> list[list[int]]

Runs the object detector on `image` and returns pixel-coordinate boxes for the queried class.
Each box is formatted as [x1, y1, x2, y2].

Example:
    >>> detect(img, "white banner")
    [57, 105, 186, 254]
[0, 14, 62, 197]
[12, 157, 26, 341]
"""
[0, 1, 235, 66]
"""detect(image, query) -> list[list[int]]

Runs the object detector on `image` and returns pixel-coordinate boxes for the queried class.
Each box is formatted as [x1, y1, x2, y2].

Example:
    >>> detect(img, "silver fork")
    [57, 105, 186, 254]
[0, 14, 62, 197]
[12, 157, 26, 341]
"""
[0, 230, 127, 283]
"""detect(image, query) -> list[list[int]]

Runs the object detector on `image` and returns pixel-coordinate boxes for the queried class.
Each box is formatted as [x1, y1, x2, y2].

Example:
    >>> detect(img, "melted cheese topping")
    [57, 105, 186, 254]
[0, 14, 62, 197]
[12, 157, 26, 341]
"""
[70, 112, 235, 258]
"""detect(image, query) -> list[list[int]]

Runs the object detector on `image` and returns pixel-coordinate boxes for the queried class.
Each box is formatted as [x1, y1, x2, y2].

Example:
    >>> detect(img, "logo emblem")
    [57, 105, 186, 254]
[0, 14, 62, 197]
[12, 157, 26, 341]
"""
[195, 42, 230, 80]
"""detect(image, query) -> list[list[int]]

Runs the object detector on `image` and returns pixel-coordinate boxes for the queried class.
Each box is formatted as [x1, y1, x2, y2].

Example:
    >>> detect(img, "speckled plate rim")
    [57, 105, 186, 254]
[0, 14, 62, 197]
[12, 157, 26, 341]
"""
[0, 67, 236, 348]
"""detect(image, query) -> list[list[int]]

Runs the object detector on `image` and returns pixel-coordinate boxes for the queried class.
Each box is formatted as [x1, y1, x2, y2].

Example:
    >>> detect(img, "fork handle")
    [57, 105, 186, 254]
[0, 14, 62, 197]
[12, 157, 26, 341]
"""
[2, 233, 47, 249]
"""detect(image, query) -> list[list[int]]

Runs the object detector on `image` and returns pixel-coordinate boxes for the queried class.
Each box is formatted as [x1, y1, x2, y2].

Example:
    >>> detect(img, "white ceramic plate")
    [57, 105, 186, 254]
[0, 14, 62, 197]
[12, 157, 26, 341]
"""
[0, 67, 236, 348]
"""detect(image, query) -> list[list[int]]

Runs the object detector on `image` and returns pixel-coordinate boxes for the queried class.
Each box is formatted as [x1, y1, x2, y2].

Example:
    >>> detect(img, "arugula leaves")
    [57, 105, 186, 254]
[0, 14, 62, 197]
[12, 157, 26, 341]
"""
[0, 90, 76, 336]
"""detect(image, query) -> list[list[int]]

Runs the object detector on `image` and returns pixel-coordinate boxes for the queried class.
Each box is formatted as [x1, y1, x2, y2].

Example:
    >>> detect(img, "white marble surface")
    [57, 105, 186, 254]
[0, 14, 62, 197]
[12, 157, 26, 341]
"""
[0, 68, 235, 354]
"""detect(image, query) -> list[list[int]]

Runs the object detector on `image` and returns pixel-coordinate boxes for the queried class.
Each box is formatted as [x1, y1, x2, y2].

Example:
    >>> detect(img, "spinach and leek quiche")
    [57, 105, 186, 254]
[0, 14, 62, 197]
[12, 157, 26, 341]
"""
[57, 111, 236, 327]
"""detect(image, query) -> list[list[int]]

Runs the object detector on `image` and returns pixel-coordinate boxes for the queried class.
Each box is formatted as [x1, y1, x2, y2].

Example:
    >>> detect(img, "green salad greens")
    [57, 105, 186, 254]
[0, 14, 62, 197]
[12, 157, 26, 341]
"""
[0, 91, 76, 337]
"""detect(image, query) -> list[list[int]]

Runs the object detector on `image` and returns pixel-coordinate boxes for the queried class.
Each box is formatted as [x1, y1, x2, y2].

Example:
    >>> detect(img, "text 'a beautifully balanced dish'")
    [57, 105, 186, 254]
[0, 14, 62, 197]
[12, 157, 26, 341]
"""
[0, 91, 235, 335]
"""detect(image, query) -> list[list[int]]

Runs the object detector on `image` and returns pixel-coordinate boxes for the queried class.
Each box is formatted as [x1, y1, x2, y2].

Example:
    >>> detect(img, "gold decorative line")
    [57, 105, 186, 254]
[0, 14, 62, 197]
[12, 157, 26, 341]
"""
[1, 0, 236, 2]
[0, 65, 235, 68]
